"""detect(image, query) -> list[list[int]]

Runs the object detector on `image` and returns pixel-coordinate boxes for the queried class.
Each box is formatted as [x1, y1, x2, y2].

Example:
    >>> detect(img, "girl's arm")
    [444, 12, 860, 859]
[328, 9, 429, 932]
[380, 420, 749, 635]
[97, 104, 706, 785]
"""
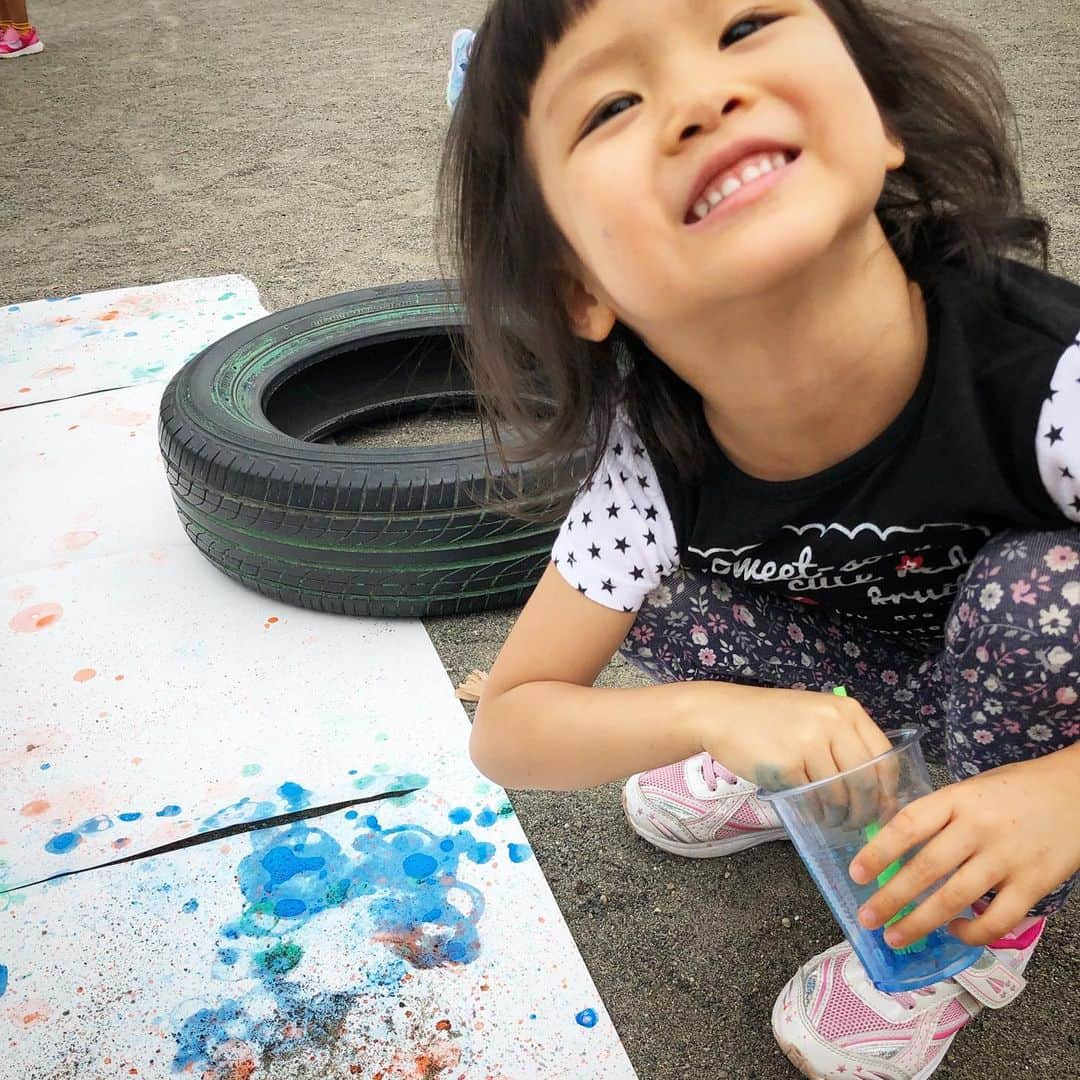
[472, 564, 889, 793]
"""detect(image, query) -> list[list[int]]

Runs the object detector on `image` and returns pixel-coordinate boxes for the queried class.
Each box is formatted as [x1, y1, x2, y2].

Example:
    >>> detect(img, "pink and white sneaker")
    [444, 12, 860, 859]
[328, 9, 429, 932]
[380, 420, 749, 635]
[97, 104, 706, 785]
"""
[622, 752, 788, 857]
[0, 25, 43, 58]
[772, 916, 1046, 1079]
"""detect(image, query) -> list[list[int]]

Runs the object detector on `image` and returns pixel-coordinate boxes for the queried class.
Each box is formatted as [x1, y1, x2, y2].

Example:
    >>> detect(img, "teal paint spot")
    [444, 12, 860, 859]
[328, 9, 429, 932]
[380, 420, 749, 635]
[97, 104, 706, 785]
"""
[402, 853, 438, 879]
[123, 331, 139, 338]
[182, 899, 199, 914]
[508, 844, 532, 864]
[222, 314, 235, 321]
[498, 802, 515, 817]
[475, 809, 498, 828]
[241, 764, 262, 777]
[40, 764, 50, 771]
[218, 292, 237, 301]
[67, 295, 82, 301]
[6, 305, 20, 312]
[131, 361, 165, 379]
[448, 808, 471, 824]
[156, 805, 182, 817]
[256, 941, 302, 976]
[0, 965, 7, 996]
[375, 733, 389, 743]
[118, 812, 142, 822]
[576, 1008, 598, 1028]
[347, 770, 358, 776]
[44, 298, 61, 303]
[353, 775, 375, 790]
[218, 949, 238, 966]
[45, 832, 81, 855]
[344, 811, 358, 820]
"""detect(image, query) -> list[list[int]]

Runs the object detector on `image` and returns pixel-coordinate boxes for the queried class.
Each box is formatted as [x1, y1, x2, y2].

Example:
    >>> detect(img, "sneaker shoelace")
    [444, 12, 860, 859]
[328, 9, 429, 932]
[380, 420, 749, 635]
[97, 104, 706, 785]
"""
[701, 756, 739, 792]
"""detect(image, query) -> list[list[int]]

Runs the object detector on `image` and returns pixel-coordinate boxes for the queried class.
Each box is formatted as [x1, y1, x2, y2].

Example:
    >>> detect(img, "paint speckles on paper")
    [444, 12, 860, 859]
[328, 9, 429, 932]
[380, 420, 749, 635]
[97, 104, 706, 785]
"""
[9, 603, 63, 633]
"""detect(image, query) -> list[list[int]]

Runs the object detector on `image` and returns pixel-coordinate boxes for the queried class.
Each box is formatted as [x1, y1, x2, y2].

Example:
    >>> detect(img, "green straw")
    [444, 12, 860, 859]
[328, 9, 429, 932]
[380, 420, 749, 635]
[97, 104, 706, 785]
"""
[833, 686, 927, 954]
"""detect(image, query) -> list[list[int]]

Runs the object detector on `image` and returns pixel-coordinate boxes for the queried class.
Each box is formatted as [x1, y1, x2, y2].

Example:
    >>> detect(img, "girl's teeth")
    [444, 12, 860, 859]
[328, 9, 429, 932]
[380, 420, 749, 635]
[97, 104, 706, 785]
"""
[691, 152, 792, 222]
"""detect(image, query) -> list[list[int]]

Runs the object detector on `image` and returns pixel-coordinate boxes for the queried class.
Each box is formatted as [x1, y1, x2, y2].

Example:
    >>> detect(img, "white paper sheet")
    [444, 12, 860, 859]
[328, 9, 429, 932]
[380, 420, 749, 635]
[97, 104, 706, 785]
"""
[0, 281, 637, 1079]
[0, 276, 267, 408]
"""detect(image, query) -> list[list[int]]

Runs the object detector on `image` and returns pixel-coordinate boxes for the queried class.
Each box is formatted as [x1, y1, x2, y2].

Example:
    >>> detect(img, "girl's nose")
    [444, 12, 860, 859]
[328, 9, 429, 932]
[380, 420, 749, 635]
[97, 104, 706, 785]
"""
[662, 91, 746, 151]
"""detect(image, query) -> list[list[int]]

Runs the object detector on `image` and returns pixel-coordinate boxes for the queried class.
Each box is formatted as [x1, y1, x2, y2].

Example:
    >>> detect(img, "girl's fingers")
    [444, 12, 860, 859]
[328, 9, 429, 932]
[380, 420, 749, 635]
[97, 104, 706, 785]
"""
[803, 739, 850, 824]
[858, 826, 979, 941]
[948, 887, 1034, 947]
[849, 791, 951, 885]
[877, 856, 1001, 948]
[829, 727, 882, 829]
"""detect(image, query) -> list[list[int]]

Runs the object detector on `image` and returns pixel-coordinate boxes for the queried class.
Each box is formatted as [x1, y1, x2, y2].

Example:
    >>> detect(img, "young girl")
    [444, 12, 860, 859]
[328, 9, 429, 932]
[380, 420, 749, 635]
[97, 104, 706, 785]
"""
[437, 2, 1080, 1076]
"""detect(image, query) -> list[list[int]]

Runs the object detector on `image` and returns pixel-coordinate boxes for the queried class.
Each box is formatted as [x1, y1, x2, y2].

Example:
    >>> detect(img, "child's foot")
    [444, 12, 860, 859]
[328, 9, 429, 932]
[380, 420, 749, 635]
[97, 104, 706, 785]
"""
[622, 752, 788, 857]
[772, 917, 1046, 1079]
[0, 25, 43, 58]
[445, 28, 475, 110]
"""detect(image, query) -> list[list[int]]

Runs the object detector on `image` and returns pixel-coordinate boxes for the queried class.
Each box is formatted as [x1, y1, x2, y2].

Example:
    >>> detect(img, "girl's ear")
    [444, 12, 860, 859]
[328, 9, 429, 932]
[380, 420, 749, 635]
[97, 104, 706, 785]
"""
[884, 130, 906, 172]
[560, 274, 617, 342]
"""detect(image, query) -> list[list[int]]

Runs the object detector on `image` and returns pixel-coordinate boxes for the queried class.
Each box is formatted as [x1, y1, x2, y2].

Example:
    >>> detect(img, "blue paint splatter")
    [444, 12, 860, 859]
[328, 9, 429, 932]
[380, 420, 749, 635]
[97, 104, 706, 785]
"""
[508, 843, 532, 864]
[198, 797, 276, 834]
[173, 810, 490, 1073]
[78, 815, 113, 834]
[277, 782, 312, 812]
[0, 965, 7, 996]
[124, 331, 139, 338]
[448, 807, 471, 824]
[118, 812, 142, 822]
[182, 899, 199, 914]
[344, 811, 358, 821]
[273, 898, 306, 919]
[475, 808, 498, 828]
[156, 805, 182, 818]
[131, 361, 166, 379]
[39, 763, 50, 771]
[576, 1008, 598, 1028]
[45, 832, 81, 855]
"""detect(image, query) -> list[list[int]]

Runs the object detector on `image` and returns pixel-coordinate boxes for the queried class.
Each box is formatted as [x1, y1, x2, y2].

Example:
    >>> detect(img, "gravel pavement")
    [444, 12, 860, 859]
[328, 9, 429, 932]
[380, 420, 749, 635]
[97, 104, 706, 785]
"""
[2, 2, 1077, 1077]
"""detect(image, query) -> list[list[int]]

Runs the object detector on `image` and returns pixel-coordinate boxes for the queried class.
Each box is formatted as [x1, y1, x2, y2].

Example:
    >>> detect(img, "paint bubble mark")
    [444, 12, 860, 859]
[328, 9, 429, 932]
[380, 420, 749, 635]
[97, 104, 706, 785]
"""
[576, 1008, 599, 1028]
[9, 603, 63, 633]
[45, 832, 81, 855]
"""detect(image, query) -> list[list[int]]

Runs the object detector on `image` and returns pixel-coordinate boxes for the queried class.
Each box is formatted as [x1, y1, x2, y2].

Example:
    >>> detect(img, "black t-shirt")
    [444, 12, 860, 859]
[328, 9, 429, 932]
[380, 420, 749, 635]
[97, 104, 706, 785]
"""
[552, 259, 1080, 645]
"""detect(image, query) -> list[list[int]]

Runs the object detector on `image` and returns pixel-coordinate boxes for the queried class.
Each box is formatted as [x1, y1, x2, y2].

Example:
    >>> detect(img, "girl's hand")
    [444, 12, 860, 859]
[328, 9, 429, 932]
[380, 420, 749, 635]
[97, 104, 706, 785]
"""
[698, 685, 896, 824]
[849, 743, 1080, 948]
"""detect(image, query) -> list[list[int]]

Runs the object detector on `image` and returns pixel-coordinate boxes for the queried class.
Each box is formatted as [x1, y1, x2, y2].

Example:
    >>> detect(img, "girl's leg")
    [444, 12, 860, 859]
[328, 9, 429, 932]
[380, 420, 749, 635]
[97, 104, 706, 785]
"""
[1, 2, 28, 24]
[619, 564, 947, 752]
[942, 528, 1080, 915]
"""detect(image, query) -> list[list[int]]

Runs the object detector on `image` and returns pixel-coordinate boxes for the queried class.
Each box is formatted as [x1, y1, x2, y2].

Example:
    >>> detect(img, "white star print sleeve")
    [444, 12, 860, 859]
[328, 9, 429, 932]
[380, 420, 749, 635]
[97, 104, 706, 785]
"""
[1036, 333, 1080, 523]
[550, 415, 679, 611]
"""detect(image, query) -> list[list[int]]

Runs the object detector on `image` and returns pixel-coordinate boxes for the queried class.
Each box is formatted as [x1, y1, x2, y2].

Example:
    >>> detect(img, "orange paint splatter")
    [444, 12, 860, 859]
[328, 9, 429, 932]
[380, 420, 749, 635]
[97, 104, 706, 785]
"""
[99, 310, 120, 321]
[115, 675, 125, 682]
[55, 316, 75, 326]
[74, 668, 97, 683]
[68, 424, 80, 431]
[9, 603, 63, 633]
[59, 531, 99, 552]
[8, 585, 35, 605]
[267, 617, 280, 624]
[20, 800, 50, 816]
[436, 1019, 452, 1032]
[131, 757, 142, 765]
[224, 1065, 256, 1080]
[22, 1012, 47, 1025]
[113, 838, 131, 849]
[18, 386, 31, 393]
[34, 364, 76, 378]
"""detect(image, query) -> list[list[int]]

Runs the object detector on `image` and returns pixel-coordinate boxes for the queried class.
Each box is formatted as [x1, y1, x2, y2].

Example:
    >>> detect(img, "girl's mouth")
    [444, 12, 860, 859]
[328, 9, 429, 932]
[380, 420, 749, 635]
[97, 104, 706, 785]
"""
[683, 148, 802, 227]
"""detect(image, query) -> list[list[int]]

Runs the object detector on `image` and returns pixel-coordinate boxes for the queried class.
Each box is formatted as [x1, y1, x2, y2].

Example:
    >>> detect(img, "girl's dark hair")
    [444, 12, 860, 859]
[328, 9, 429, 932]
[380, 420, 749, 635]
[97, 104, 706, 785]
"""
[435, 0, 1049, 512]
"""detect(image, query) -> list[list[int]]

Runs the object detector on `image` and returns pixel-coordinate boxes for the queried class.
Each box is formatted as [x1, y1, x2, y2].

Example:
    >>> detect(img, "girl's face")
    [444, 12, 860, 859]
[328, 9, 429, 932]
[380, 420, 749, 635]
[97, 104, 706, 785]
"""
[525, 0, 905, 339]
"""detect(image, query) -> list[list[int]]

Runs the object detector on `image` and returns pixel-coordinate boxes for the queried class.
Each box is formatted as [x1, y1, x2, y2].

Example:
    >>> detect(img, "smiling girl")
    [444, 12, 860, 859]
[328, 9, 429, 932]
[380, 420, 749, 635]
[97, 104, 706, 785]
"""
[437, 2, 1080, 1076]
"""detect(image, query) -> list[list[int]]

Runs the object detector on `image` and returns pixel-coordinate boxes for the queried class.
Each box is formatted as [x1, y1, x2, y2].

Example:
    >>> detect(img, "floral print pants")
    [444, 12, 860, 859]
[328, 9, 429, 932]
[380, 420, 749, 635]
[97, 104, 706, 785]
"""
[618, 529, 1080, 916]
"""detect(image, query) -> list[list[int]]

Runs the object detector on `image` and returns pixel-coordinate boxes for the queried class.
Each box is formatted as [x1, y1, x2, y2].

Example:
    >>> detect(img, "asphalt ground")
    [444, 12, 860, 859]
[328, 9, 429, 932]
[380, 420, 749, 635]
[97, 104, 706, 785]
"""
[2, 2, 1077, 1077]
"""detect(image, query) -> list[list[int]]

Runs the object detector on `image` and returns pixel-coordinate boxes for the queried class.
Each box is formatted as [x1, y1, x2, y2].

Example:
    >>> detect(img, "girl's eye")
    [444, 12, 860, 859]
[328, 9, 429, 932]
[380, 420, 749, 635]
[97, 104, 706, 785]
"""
[721, 13, 779, 47]
[583, 94, 640, 136]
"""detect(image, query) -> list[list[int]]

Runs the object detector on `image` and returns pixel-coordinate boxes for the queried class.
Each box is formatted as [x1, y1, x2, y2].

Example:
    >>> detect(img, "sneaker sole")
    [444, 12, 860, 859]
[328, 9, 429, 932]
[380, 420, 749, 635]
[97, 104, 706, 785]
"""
[771, 975, 951, 1080]
[0, 41, 43, 57]
[621, 785, 789, 858]
[445, 29, 472, 108]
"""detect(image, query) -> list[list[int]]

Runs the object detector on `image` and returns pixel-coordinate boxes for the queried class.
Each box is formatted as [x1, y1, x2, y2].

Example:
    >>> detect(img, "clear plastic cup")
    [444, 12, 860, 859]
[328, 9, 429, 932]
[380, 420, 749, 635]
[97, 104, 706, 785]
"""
[758, 725, 984, 992]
